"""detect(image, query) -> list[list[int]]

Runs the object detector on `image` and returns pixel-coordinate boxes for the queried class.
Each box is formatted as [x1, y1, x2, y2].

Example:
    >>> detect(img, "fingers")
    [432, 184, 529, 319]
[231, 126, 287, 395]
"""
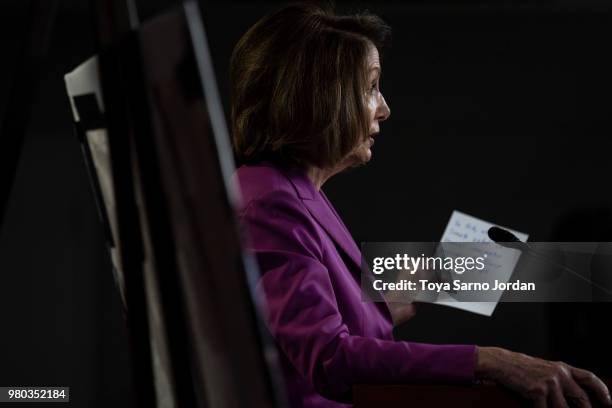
[531, 379, 585, 408]
[570, 366, 612, 406]
[549, 379, 570, 408]
[533, 397, 547, 408]
[493, 351, 610, 408]
[562, 380, 591, 408]
[528, 362, 595, 408]
[554, 363, 591, 408]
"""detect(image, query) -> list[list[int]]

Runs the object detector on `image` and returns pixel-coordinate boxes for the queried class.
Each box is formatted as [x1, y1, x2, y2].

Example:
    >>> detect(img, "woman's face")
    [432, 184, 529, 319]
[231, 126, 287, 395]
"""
[345, 45, 391, 166]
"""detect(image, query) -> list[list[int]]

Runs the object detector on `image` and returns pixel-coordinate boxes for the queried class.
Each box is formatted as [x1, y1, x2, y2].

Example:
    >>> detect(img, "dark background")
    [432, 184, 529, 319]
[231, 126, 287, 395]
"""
[1, 0, 611, 406]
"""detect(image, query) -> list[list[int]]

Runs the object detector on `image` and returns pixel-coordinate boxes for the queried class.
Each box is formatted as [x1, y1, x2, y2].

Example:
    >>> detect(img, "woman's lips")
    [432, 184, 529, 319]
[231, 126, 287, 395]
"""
[369, 136, 375, 146]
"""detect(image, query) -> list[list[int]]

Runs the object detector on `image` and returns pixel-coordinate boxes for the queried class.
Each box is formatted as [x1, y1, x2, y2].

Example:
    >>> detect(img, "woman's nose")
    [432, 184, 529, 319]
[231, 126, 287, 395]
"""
[376, 94, 390, 121]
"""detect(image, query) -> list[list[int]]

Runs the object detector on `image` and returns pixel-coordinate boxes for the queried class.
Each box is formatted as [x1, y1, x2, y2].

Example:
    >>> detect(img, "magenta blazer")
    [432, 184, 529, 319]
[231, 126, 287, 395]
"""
[233, 161, 476, 408]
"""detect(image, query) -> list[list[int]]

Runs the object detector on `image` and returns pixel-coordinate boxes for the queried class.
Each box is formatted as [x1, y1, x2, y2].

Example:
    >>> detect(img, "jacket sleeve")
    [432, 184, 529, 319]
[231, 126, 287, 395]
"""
[239, 190, 477, 401]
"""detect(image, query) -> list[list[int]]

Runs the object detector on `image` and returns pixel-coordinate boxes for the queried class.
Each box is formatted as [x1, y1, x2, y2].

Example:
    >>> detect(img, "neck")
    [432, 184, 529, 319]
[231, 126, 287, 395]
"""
[306, 164, 343, 190]
[305, 152, 359, 190]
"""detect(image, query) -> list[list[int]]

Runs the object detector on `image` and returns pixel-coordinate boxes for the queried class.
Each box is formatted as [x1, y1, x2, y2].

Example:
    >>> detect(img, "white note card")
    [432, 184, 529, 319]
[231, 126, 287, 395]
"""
[435, 210, 529, 316]
[441, 210, 528, 244]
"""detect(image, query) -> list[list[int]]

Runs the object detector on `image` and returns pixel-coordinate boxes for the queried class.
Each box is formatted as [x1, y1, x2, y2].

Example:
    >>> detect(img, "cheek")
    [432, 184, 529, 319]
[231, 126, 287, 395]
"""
[367, 97, 377, 120]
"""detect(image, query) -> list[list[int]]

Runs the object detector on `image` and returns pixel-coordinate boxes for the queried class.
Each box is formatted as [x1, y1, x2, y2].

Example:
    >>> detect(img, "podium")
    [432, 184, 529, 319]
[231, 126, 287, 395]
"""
[353, 379, 612, 407]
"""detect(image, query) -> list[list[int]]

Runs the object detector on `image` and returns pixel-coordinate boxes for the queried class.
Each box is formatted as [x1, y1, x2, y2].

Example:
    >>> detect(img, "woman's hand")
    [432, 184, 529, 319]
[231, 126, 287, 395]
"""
[476, 346, 612, 407]
[387, 301, 418, 327]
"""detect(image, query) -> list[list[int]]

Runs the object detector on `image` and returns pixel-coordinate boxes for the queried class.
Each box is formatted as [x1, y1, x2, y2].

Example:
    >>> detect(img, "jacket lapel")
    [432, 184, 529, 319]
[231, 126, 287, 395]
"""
[279, 164, 393, 322]
[303, 197, 363, 273]
[279, 165, 362, 274]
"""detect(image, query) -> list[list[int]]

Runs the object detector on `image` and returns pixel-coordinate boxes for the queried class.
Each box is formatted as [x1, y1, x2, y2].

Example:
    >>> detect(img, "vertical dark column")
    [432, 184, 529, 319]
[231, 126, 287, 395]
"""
[124, 26, 198, 407]
[0, 0, 59, 227]
[91, 1, 156, 406]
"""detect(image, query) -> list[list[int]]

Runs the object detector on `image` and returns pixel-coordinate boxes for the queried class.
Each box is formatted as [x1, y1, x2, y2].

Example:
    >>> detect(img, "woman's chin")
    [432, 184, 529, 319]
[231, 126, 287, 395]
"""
[360, 147, 372, 164]
[342, 147, 372, 169]
[355, 147, 372, 164]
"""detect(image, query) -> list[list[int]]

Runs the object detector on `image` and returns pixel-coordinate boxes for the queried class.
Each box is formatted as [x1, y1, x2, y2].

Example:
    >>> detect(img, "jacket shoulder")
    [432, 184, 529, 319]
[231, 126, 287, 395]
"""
[232, 163, 324, 259]
[233, 163, 299, 210]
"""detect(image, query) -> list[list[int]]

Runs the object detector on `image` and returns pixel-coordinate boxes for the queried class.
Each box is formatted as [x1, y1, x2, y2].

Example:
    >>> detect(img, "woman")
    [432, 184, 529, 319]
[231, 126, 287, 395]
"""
[230, 3, 611, 407]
